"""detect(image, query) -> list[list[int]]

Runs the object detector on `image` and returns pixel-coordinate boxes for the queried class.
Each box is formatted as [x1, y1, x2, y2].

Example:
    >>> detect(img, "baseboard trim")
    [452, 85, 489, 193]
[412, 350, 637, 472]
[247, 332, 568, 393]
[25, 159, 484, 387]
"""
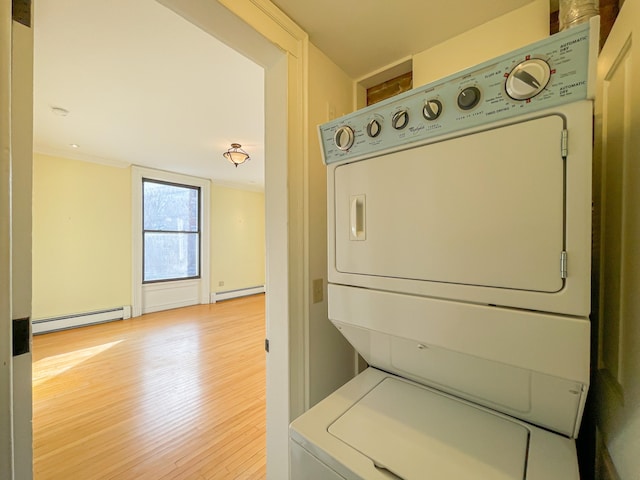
[32, 306, 132, 334]
[210, 285, 265, 303]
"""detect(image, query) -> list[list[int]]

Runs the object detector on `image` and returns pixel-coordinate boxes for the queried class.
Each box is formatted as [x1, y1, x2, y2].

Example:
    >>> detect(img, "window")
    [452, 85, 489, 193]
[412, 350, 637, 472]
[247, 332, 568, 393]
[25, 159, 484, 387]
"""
[143, 179, 200, 283]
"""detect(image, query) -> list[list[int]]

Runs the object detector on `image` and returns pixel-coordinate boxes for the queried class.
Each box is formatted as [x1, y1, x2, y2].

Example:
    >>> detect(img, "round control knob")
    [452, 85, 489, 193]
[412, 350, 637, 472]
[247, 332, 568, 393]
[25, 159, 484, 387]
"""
[422, 99, 442, 121]
[334, 126, 355, 151]
[392, 110, 409, 130]
[457, 86, 481, 110]
[505, 58, 551, 101]
[367, 118, 382, 138]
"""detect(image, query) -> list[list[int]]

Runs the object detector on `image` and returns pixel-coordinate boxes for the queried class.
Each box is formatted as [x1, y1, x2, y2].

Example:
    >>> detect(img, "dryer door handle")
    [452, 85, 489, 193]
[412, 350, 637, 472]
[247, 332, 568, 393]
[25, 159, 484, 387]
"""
[350, 194, 366, 241]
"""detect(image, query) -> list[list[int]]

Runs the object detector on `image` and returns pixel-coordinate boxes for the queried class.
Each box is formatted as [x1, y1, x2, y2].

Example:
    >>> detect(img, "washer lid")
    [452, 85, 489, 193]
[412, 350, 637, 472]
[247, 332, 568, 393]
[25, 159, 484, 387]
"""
[328, 378, 530, 480]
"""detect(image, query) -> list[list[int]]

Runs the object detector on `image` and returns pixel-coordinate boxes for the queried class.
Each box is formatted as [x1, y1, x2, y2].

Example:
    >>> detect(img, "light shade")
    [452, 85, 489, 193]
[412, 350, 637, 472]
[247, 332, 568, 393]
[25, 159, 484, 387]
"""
[223, 143, 250, 167]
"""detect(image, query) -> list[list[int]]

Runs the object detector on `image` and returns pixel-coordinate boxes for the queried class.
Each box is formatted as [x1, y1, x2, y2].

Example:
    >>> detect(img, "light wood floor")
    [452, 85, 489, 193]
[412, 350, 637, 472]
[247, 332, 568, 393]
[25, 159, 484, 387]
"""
[32, 295, 266, 480]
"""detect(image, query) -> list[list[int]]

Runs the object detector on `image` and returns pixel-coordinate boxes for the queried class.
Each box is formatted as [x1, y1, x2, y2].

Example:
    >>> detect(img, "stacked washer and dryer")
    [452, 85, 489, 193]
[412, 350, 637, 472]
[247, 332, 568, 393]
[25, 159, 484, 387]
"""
[290, 17, 599, 480]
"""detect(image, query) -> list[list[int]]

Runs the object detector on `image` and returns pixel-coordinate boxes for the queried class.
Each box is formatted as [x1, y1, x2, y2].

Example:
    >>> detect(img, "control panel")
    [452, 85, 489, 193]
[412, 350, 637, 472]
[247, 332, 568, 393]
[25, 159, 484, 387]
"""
[319, 17, 598, 165]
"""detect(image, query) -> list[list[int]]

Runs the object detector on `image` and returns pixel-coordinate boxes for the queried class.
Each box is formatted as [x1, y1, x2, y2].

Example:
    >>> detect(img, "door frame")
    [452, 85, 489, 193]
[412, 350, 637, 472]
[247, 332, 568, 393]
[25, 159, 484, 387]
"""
[1, 2, 34, 478]
[1, 0, 308, 477]
[0, 0, 14, 475]
[592, 0, 640, 478]
[157, 1, 309, 477]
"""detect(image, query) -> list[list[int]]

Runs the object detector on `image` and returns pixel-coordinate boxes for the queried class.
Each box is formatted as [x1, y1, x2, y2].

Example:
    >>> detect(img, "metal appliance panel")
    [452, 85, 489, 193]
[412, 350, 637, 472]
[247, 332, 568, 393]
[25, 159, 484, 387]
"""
[319, 19, 597, 166]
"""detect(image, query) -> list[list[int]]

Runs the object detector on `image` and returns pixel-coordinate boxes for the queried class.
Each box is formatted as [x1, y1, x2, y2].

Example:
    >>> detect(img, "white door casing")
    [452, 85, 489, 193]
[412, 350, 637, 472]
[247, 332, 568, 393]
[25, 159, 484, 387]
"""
[155, 2, 307, 478]
[594, 0, 640, 478]
[1, 1, 295, 477]
[0, 0, 14, 475]
[11, 8, 34, 480]
[1, 1, 34, 479]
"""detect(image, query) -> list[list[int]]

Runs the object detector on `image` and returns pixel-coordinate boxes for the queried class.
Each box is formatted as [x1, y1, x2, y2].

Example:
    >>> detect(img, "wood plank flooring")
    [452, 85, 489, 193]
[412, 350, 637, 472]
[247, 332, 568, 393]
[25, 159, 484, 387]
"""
[32, 295, 266, 480]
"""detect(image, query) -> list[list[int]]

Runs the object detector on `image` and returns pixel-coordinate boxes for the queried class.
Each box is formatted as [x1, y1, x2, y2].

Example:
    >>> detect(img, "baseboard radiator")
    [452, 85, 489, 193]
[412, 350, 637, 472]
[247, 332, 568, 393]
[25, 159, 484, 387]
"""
[210, 285, 265, 303]
[32, 306, 132, 335]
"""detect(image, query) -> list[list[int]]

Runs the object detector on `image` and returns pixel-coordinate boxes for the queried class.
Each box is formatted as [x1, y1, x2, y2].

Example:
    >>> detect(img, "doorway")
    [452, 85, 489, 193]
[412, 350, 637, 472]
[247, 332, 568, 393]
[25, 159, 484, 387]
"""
[31, 0, 300, 478]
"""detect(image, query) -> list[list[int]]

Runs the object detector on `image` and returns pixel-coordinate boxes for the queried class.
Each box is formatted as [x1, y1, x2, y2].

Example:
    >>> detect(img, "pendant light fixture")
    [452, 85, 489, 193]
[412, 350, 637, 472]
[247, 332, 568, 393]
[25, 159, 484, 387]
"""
[223, 143, 250, 167]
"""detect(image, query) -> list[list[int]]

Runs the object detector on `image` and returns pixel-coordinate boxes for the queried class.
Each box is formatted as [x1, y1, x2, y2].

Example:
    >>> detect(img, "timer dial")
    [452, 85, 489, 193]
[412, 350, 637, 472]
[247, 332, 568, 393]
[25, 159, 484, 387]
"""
[423, 99, 442, 121]
[367, 118, 382, 138]
[457, 86, 481, 110]
[505, 58, 551, 101]
[392, 110, 409, 130]
[334, 126, 355, 151]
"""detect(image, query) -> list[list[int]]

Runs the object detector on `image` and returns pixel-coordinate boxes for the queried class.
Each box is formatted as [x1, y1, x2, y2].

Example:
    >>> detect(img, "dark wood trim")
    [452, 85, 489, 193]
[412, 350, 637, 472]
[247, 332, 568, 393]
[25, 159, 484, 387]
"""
[367, 71, 413, 106]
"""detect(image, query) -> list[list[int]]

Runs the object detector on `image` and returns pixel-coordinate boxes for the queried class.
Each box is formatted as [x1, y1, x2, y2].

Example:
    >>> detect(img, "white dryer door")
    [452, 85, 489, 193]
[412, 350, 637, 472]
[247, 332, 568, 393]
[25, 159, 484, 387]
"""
[328, 377, 529, 480]
[333, 115, 565, 293]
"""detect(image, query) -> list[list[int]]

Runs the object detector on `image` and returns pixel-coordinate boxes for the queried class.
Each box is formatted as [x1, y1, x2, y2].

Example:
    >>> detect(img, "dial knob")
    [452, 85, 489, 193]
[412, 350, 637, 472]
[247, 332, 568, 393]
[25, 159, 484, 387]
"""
[367, 118, 382, 138]
[505, 58, 551, 101]
[457, 86, 481, 110]
[334, 126, 355, 151]
[423, 99, 442, 121]
[392, 110, 409, 130]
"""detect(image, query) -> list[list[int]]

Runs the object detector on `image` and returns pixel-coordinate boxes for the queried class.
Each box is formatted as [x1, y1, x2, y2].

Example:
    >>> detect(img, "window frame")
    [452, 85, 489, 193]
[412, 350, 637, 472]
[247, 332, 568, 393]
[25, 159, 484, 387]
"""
[131, 166, 211, 317]
[141, 178, 202, 284]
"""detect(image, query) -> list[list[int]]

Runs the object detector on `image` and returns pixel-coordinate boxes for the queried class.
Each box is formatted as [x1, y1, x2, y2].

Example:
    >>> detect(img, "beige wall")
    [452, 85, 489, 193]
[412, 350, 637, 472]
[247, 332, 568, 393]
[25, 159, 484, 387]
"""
[307, 43, 356, 407]
[32, 154, 132, 319]
[210, 184, 265, 292]
[32, 153, 265, 319]
[413, 0, 550, 86]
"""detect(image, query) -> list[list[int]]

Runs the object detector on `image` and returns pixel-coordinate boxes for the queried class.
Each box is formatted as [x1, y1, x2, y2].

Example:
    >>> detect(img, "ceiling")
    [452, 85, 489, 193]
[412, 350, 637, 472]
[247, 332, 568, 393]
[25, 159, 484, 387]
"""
[271, 0, 538, 79]
[33, 0, 546, 189]
[34, 0, 265, 189]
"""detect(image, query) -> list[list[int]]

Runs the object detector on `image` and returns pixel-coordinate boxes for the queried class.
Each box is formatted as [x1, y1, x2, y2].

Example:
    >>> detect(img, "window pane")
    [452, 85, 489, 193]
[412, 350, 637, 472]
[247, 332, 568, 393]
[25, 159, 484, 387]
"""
[144, 232, 199, 282]
[143, 181, 199, 232]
